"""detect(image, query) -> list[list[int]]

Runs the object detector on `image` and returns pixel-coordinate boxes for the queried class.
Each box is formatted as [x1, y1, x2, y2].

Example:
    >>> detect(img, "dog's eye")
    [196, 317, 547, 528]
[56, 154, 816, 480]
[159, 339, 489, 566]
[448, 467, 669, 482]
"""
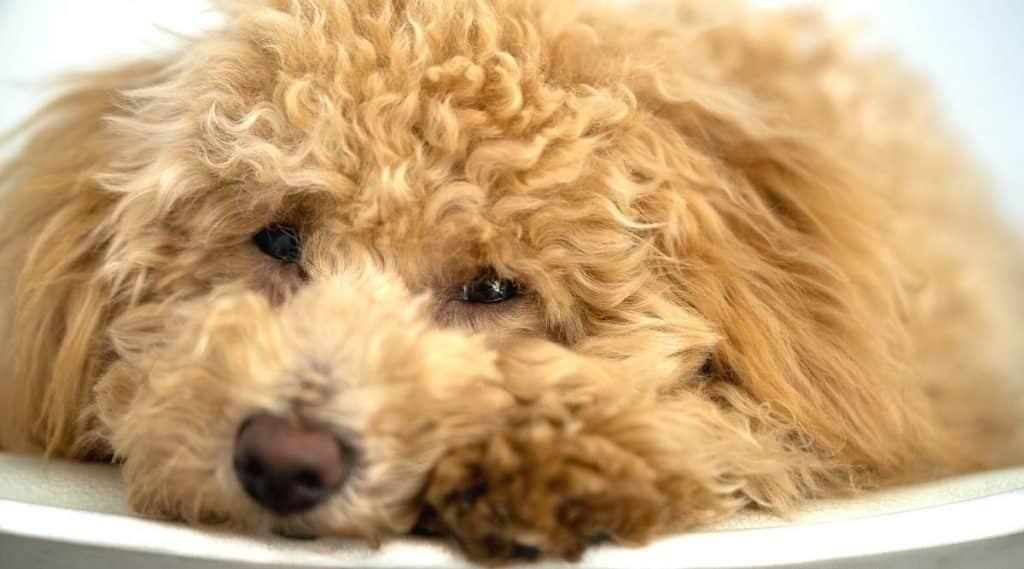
[456, 269, 521, 304]
[253, 224, 301, 263]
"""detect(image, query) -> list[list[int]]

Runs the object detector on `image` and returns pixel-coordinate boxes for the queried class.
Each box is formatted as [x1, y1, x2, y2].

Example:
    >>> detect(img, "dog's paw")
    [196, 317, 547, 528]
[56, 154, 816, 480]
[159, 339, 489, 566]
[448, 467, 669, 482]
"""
[423, 417, 663, 563]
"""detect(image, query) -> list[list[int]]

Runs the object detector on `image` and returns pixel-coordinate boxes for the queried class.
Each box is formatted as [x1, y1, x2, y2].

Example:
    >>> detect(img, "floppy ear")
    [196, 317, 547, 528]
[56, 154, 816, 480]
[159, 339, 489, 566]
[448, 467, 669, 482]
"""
[615, 48, 965, 474]
[0, 62, 166, 458]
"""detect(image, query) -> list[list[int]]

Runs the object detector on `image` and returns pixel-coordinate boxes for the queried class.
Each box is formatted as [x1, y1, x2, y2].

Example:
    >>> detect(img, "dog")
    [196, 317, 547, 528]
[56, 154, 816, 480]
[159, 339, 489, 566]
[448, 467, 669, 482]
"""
[1, 0, 1022, 562]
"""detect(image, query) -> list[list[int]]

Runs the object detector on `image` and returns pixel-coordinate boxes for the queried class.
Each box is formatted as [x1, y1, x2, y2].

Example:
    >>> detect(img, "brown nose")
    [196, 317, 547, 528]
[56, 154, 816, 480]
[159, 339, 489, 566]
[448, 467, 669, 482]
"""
[233, 413, 350, 515]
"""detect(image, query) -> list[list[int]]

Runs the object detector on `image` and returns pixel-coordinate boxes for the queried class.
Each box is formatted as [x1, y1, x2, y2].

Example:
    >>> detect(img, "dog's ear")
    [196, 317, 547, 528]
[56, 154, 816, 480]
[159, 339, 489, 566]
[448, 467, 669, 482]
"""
[619, 54, 961, 472]
[0, 61, 168, 457]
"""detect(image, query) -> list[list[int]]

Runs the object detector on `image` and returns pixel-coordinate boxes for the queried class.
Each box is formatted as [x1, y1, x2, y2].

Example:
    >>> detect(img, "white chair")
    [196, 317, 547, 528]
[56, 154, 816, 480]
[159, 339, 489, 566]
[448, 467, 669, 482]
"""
[2, 452, 1022, 568]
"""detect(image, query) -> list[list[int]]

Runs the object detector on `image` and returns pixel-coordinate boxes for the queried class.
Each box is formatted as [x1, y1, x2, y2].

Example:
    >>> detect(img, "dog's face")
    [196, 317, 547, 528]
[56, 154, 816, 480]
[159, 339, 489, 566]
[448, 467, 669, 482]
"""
[83, 0, 718, 538]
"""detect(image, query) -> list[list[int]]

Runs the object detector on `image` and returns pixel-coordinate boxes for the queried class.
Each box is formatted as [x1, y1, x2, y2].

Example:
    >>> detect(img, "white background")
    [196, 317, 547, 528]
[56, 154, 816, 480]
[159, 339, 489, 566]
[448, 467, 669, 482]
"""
[0, 1, 1020, 222]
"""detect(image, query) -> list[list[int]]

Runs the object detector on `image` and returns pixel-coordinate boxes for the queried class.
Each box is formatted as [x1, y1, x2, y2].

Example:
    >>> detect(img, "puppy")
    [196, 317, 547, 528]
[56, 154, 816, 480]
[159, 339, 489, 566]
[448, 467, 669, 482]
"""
[1, 0, 1022, 562]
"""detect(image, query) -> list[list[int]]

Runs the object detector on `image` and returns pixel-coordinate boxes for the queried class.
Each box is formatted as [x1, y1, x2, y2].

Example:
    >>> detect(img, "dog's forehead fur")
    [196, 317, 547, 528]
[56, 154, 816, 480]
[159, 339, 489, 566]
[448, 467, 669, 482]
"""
[196, 3, 627, 222]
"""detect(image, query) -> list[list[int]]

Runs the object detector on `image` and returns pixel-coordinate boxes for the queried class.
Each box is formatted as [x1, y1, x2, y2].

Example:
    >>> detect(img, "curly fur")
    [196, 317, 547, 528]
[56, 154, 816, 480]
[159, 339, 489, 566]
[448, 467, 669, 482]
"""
[1, 0, 1022, 561]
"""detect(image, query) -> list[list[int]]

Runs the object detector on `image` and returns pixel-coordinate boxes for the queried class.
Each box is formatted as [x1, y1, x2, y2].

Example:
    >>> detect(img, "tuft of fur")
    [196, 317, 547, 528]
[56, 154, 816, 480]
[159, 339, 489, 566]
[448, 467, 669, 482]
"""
[1, 0, 1022, 562]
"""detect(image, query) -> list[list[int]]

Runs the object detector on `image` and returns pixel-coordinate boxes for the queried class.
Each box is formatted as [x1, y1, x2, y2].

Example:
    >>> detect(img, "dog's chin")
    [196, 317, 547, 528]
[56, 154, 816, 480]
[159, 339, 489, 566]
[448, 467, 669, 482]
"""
[269, 513, 325, 541]
[273, 526, 320, 541]
[220, 468, 419, 543]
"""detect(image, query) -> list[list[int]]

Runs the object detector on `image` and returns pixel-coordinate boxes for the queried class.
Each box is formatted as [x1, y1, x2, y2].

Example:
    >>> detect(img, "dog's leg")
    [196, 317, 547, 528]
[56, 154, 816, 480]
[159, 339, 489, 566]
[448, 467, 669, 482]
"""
[422, 339, 833, 563]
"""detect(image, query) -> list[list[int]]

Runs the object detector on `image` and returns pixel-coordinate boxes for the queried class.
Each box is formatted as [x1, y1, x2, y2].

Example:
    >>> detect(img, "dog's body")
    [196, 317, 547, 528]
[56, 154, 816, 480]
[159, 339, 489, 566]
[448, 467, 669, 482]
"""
[1, 0, 1022, 562]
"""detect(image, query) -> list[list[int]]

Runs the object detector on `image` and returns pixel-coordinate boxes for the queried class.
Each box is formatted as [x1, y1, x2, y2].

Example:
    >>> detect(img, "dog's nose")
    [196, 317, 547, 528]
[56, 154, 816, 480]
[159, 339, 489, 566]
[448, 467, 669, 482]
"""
[233, 413, 350, 515]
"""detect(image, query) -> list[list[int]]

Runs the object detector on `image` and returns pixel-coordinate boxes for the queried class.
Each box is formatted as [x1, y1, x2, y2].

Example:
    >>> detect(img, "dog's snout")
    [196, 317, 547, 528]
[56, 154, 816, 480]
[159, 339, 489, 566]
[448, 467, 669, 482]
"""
[233, 413, 350, 516]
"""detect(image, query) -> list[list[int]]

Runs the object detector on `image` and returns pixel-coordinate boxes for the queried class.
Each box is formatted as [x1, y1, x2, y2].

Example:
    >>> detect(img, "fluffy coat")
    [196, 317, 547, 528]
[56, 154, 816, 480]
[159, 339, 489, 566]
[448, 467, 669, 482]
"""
[1, 0, 1022, 562]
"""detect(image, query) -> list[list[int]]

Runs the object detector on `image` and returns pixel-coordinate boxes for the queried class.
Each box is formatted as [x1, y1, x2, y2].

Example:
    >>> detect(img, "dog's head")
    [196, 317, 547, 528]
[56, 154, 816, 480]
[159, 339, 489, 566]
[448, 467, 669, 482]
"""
[3, 0, 923, 541]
